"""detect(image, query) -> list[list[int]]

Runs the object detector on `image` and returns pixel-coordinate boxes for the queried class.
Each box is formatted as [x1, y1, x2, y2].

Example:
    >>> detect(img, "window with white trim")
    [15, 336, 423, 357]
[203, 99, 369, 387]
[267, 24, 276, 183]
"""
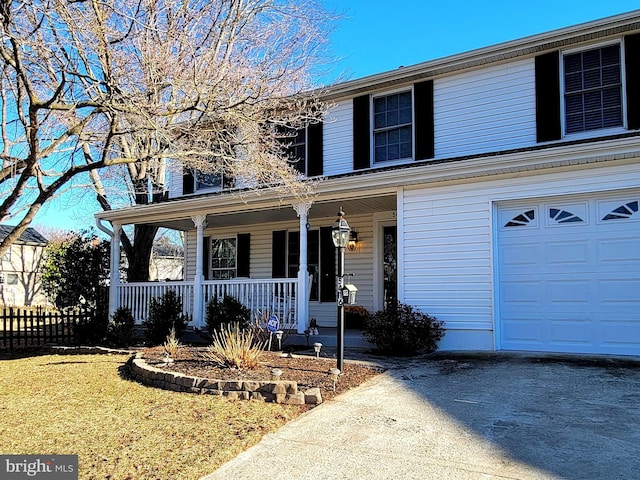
[563, 44, 623, 134]
[210, 237, 237, 279]
[373, 90, 413, 163]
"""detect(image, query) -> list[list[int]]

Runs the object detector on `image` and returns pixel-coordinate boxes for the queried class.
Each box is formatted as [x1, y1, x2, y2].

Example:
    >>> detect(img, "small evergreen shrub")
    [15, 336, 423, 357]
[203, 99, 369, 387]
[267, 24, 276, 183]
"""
[205, 295, 251, 335]
[73, 308, 109, 345]
[107, 307, 136, 347]
[363, 302, 445, 356]
[143, 290, 189, 345]
[345, 306, 369, 329]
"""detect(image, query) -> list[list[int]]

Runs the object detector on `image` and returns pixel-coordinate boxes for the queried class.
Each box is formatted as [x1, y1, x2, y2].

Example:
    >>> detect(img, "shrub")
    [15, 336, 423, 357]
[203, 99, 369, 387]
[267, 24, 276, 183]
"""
[203, 323, 266, 369]
[345, 306, 369, 329]
[74, 308, 109, 345]
[107, 307, 136, 347]
[205, 295, 251, 335]
[363, 302, 445, 356]
[143, 290, 189, 345]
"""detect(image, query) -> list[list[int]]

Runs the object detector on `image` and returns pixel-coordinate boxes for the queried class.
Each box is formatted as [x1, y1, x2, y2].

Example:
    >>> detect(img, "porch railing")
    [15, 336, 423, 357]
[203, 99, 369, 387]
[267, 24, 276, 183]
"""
[116, 278, 298, 330]
[118, 282, 194, 324]
[203, 278, 298, 330]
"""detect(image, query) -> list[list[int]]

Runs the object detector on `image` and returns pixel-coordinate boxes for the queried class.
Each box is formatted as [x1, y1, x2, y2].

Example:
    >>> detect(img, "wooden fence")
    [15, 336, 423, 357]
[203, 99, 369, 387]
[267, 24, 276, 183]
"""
[0, 306, 92, 349]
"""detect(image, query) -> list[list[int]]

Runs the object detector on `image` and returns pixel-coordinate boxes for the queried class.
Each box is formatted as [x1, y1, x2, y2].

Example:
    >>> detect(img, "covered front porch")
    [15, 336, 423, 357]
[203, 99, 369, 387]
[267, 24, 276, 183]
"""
[96, 185, 398, 335]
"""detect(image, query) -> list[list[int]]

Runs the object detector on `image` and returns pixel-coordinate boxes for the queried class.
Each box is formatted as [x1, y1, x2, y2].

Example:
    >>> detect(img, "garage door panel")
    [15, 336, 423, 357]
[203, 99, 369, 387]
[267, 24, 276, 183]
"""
[597, 238, 640, 263]
[500, 279, 543, 304]
[498, 193, 640, 356]
[548, 279, 592, 305]
[546, 240, 590, 266]
[596, 278, 640, 305]
[501, 317, 544, 345]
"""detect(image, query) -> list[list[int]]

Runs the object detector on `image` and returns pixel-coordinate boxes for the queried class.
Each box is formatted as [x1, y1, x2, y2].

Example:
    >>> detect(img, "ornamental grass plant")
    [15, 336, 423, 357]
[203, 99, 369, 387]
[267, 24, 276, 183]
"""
[204, 323, 267, 369]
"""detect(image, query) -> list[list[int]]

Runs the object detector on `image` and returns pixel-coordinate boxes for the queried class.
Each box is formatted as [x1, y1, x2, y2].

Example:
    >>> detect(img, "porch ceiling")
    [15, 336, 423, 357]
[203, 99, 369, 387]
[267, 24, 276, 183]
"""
[105, 193, 397, 231]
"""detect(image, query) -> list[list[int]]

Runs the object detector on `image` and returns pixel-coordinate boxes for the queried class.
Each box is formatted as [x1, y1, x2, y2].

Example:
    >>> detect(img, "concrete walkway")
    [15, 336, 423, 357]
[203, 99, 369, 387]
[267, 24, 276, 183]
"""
[201, 352, 640, 480]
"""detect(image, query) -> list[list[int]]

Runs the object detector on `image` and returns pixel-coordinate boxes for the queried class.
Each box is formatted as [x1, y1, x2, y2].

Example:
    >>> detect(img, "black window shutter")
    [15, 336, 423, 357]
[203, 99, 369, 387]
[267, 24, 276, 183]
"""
[237, 233, 250, 277]
[202, 236, 210, 280]
[625, 33, 640, 130]
[353, 95, 371, 170]
[287, 231, 300, 278]
[535, 51, 561, 142]
[183, 168, 194, 195]
[414, 80, 435, 160]
[271, 230, 287, 278]
[319, 227, 336, 302]
[307, 122, 324, 176]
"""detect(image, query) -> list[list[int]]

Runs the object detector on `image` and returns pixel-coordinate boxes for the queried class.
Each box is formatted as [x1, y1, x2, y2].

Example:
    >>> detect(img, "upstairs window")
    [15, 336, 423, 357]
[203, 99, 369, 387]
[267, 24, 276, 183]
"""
[563, 44, 623, 134]
[373, 90, 413, 163]
[195, 171, 234, 190]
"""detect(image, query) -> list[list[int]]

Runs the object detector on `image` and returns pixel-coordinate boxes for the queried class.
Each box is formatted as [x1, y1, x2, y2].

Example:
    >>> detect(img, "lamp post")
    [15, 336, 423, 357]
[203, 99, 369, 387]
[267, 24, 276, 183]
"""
[331, 208, 351, 371]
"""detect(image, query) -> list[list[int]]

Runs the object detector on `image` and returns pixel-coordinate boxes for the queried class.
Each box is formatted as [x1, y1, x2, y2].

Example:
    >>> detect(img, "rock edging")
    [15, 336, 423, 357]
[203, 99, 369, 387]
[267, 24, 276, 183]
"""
[128, 353, 322, 405]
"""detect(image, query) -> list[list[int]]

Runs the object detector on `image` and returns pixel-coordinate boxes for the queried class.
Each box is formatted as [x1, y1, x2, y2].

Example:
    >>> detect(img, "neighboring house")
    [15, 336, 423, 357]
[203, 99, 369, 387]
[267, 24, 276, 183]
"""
[0, 226, 48, 307]
[149, 243, 184, 281]
[97, 11, 640, 356]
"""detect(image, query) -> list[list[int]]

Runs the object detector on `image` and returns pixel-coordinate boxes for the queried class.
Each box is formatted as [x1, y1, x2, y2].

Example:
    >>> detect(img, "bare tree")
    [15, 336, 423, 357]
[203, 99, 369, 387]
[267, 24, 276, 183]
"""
[0, 0, 334, 271]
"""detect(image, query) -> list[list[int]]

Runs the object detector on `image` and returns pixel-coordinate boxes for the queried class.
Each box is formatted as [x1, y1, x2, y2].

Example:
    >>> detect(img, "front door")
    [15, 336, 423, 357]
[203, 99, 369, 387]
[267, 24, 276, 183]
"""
[383, 225, 397, 310]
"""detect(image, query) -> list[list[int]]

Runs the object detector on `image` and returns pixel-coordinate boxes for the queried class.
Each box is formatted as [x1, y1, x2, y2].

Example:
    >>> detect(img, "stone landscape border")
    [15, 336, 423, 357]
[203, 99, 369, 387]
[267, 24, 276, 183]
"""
[128, 353, 323, 405]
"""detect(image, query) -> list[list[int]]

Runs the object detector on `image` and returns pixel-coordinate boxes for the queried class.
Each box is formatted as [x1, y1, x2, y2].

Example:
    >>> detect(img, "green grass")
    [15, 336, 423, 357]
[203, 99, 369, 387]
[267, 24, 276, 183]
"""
[0, 353, 305, 479]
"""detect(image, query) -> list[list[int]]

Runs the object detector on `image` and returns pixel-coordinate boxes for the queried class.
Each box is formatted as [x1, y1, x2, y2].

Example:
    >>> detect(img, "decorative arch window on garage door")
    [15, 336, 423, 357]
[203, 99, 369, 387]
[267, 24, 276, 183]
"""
[602, 200, 639, 220]
[548, 208, 584, 224]
[504, 209, 536, 227]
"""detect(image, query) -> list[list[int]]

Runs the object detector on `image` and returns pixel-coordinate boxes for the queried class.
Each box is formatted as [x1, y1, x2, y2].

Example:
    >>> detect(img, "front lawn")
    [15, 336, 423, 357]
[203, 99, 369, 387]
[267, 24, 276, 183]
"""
[0, 352, 305, 479]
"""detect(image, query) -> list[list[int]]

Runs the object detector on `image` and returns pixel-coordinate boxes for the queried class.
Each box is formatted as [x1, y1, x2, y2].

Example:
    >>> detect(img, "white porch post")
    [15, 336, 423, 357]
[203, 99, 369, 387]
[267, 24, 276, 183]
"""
[294, 203, 311, 333]
[192, 215, 207, 328]
[108, 223, 121, 318]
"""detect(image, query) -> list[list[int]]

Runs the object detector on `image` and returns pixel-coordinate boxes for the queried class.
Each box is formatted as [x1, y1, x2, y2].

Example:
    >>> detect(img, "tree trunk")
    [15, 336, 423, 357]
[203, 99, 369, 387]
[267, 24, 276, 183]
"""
[126, 223, 159, 282]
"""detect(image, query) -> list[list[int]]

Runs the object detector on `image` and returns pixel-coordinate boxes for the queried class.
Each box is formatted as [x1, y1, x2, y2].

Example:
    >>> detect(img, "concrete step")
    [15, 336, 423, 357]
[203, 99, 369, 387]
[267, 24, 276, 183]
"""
[284, 328, 372, 349]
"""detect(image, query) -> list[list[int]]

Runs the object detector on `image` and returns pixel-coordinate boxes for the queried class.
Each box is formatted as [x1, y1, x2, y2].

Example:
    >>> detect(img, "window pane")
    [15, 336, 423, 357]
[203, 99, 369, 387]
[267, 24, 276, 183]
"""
[386, 110, 399, 127]
[399, 91, 412, 108]
[564, 54, 582, 74]
[373, 97, 386, 113]
[565, 72, 582, 93]
[399, 106, 412, 124]
[374, 112, 386, 129]
[399, 125, 412, 142]
[387, 94, 399, 110]
[375, 146, 387, 162]
[583, 69, 601, 89]
[388, 144, 399, 160]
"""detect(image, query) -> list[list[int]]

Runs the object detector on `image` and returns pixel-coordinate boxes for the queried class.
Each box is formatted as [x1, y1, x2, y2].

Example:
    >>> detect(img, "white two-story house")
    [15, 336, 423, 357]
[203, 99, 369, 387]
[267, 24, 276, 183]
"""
[97, 11, 640, 356]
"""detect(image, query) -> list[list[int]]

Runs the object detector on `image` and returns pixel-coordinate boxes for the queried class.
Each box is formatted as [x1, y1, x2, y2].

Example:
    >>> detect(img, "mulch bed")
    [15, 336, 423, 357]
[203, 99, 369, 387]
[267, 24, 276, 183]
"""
[142, 346, 383, 402]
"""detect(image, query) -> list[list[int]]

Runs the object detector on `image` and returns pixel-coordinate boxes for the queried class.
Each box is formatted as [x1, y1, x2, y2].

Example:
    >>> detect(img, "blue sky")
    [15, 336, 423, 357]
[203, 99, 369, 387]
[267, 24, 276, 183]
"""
[30, 1, 640, 232]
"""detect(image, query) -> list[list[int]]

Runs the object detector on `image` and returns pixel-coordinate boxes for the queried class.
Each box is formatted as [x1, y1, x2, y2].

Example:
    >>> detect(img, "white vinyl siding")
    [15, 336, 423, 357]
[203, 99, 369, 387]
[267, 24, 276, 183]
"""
[323, 100, 354, 176]
[400, 161, 640, 351]
[168, 163, 184, 199]
[434, 58, 537, 159]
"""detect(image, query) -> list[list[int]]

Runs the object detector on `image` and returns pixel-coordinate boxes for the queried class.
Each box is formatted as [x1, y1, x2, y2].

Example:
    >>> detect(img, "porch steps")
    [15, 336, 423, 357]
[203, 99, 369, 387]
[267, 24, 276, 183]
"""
[285, 328, 372, 349]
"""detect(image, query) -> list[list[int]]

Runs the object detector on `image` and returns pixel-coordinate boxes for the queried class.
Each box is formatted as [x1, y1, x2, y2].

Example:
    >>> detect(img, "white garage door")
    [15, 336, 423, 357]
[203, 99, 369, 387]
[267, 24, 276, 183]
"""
[497, 193, 640, 355]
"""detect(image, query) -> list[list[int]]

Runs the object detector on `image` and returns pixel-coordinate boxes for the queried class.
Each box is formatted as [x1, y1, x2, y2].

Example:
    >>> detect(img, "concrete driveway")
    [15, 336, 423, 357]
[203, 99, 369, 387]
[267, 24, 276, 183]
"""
[201, 352, 640, 480]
